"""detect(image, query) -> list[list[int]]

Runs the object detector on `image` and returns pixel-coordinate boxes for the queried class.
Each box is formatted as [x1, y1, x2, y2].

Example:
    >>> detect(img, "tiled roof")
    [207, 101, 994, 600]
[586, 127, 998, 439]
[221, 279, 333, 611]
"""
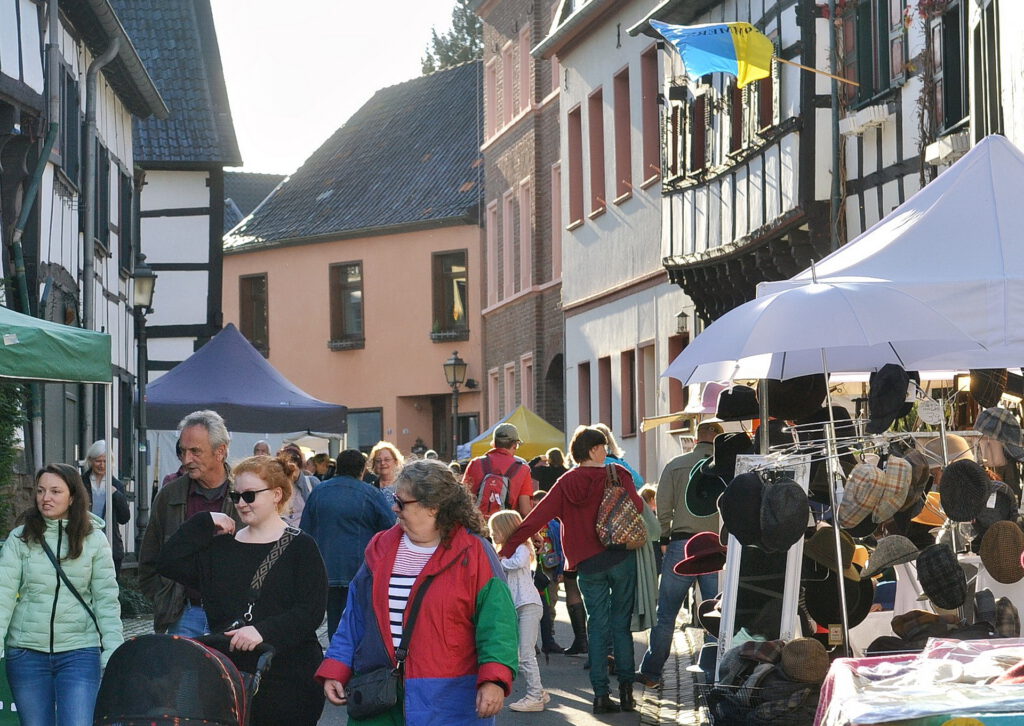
[111, 0, 241, 165]
[224, 61, 483, 251]
[223, 171, 285, 232]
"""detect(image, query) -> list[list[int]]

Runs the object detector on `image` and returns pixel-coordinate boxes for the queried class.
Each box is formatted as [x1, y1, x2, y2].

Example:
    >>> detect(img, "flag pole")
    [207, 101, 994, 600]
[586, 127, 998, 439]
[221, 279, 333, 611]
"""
[773, 56, 858, 87]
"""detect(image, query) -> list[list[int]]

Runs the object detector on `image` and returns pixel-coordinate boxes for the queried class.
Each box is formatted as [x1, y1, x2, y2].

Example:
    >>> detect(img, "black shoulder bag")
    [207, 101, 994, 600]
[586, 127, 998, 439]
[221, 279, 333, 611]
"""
[229, 525, 300, 629]
[40, 539, 100, 639]
[346, 574, 436, 721]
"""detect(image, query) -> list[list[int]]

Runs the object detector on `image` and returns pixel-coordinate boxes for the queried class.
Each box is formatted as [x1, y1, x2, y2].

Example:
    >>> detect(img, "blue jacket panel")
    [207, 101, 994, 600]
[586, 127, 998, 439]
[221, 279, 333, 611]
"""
[299, 475, 395, 586]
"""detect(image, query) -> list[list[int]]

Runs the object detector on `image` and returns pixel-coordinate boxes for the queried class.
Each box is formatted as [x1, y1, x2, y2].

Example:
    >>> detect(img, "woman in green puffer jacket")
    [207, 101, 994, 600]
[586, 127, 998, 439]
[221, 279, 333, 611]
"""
[0, 463, 124, 726]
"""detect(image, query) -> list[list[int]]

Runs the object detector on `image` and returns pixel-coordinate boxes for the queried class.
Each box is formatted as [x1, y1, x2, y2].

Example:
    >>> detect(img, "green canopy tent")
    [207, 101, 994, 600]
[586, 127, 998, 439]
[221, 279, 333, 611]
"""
[0, 305, 114, 545]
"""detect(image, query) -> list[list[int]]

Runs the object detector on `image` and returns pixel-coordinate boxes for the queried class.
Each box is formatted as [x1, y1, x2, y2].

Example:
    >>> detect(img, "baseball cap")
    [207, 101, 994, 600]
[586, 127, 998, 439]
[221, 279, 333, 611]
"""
[493, 423, 521, 444]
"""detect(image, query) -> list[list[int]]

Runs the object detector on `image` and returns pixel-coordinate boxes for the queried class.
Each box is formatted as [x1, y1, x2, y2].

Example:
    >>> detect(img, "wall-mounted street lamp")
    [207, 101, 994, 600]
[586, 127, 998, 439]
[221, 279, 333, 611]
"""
[443, 350, 468, 461]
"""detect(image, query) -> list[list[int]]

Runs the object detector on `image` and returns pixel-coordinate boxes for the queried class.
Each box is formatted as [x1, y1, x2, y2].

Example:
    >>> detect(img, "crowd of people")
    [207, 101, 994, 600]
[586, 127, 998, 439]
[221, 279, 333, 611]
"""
[0, 407, 699, 725]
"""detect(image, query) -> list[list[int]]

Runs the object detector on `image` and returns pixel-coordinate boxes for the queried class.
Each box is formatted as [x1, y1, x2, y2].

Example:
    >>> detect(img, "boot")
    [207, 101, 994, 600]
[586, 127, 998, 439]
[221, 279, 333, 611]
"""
[564, 603, 589, 656]
[540, 603, 565, 654]
[618, 683, 636, 712]
[592, 694, 620, 714]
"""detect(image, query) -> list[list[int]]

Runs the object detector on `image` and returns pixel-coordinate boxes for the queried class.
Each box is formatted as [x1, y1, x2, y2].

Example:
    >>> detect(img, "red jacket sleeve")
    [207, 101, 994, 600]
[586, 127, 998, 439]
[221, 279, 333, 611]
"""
[462, 458, 482, 492]
[499, 484, 562, 558]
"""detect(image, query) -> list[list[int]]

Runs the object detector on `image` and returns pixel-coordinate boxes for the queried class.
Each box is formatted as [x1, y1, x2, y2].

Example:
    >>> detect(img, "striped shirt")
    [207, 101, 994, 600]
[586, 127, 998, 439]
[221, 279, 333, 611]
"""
[388, 534, 437, 649]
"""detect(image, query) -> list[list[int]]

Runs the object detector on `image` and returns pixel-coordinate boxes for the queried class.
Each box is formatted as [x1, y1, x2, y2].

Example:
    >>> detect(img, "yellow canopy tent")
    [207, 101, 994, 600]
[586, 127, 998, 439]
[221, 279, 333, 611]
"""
[467, 406, 566, 461]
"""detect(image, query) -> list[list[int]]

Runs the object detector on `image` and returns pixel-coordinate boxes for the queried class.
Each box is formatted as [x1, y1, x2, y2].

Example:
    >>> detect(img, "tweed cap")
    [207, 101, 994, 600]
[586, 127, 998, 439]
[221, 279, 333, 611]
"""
[996, 597, 1021, 638]
[900, 449, 931, 515]
[939, 459, 991, 522]
[674, 531, 728, 576]
[867, 364, 910, 434]
[780, 638, 830, 683]
[717, 385, 759, 421]
[975, 588, 997, 626]
[862, 535, 919, 578]
[891, 609, 956, 641]
[837, 462, 884, 530]
[975, 481, 1017, 531]
[765, 374, 827, 421]
[803, 526, 860, 581]
[974, 407, 1024, 461]
[718, 472, 763, 547]
[760, 478, 809, 553]
[873, 457, 912, 523]
[917, 544, 967, 610]
[980, 521, 1024, 584]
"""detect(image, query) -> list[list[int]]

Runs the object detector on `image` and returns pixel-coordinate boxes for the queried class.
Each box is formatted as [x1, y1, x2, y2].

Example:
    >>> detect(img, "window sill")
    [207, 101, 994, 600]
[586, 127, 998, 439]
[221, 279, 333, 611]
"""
[640, 173, 661, 190]
[328, 338, 365, 351]
[566, 218, 584, 231]
[430, 329, 469, 343]
[621, 432, 637, 440]
[613, 190, 632, 206]
[587, 206, 607, 220]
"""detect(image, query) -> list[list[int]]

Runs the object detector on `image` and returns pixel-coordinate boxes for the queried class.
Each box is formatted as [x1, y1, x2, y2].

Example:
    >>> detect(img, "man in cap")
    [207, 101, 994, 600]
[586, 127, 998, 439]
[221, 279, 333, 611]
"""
[139, 410, 242, 635]
[637, 421, 724, 688]
[462, 422, 533, 517]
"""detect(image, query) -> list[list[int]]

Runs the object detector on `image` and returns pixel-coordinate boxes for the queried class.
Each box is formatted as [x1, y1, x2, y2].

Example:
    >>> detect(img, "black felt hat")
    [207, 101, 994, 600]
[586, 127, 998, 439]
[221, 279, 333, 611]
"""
[717, 385, 759, 421]
[939, 459, 991, 522]
[806, 451, 857, 506]
[760, 478, 808, 553]
[917, 544, 967, 610]
[718, 472, 763, 547]
[796, 405, 856, 443]
[867, 364, 910, 434]
[802, 566, 873, 629]
[685, 459, 728, 517]
[765, 374, 828, 421]
[753, 418, 795, 454]
[703, 432, 754, 482]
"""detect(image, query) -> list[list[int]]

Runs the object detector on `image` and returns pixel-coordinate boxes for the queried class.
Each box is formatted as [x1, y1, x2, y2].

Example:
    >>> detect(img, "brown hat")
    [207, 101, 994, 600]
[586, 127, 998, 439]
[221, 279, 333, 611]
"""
[979, 521, 1024, 584]
[780, 638, 829, 683]
[900, 449, 931, 515]
[803, 526, 860, 581]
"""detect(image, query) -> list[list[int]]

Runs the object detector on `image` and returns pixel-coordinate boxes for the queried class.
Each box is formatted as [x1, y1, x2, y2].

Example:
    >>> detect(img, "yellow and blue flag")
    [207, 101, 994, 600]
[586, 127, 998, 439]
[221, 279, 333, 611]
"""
[650, 19, 775, 88]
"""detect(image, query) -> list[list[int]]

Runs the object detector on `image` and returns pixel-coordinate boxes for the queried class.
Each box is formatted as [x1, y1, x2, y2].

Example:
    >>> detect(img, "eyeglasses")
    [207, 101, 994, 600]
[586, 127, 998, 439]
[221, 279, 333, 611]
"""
[228, 488, 271, 504]
[394, 497, 419, 511]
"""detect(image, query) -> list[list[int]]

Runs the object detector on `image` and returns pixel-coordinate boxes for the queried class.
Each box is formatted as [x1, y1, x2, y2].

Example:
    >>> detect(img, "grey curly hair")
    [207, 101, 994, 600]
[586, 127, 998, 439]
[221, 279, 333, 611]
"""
[395, 459, 486, 545]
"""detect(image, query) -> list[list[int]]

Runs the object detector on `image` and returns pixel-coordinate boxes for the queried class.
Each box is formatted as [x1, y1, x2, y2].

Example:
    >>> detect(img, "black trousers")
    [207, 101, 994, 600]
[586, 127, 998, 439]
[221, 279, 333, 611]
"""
[327, 585, 349, 640]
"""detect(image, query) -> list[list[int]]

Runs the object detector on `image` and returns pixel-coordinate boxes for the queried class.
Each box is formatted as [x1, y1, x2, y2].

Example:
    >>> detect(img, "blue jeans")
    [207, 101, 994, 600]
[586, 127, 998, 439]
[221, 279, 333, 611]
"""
[168, 604, 210, 637]
[578, 553, 637, 697]
[639, 538, 718, 680]
[6, 647, 100, 726]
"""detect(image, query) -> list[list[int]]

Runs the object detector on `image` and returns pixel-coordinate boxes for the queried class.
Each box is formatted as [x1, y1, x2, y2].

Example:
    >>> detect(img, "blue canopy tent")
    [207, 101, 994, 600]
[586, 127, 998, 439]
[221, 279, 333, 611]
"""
[145, 324, 346, 434]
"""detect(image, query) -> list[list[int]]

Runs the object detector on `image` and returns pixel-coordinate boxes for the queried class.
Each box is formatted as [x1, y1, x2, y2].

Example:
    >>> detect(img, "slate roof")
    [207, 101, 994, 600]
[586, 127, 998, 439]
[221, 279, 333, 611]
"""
[224, 61, 483, 251]
[111, 0, 241, 165]
[223, 172, 285, 232]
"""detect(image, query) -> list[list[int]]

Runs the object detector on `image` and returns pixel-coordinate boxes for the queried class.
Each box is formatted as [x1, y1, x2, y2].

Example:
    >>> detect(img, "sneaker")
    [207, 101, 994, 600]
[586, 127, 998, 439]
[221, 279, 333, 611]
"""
[542, 690, 551, 704]
[509, 696, 545, 712]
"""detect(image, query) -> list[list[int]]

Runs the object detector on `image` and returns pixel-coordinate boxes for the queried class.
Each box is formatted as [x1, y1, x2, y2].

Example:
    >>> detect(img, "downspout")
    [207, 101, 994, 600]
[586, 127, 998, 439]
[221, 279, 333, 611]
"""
[82, 38, 120, 448]
[829, 0, 841, 251]
[9, 0, 62, 471]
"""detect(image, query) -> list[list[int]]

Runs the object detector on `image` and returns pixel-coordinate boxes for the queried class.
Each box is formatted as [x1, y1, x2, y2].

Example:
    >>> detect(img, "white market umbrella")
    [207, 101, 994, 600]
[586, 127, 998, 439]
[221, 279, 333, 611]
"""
[664, 281, 984, 385]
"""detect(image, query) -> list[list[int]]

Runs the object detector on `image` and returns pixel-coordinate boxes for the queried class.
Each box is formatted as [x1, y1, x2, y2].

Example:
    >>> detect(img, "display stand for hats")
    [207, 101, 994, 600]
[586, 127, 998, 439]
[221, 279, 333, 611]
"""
[714, 451, 811, 680]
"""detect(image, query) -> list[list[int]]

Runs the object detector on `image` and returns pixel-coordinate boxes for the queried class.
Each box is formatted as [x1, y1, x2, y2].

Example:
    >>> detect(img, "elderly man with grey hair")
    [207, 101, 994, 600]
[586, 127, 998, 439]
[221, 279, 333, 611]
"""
[138, 409, 242, 635]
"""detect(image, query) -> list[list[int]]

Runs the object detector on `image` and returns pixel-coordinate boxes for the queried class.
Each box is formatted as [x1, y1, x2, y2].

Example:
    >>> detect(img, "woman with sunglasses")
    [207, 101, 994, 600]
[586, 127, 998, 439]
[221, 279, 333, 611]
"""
[158, 454, 328, 726]
[317, 459, 519, 725]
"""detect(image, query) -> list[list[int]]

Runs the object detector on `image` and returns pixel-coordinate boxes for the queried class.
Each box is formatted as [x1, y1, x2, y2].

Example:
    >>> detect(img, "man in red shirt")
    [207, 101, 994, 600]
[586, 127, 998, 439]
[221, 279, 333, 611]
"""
[462, 423, 533, 517]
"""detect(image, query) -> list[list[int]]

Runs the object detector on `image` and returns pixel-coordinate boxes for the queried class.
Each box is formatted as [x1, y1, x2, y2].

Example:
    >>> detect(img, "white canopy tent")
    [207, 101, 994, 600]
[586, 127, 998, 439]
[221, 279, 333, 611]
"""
[759, 134, 1024, 370]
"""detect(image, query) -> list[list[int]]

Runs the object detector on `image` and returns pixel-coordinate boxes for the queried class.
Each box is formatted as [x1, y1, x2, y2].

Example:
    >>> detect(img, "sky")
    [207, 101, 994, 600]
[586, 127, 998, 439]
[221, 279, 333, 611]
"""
[209, 0, 462, 175]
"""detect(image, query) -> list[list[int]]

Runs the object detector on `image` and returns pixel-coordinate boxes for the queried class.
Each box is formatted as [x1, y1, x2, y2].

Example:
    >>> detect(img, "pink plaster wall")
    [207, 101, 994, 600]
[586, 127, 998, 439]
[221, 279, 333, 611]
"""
[222, 224, 483, 454]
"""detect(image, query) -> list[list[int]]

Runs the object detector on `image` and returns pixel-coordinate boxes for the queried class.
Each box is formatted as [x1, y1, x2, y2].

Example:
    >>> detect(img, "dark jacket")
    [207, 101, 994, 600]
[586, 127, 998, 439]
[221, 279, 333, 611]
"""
[298, 475, 395, 587]
[137, 473, 241, 632]
[83, 469, 131, 564]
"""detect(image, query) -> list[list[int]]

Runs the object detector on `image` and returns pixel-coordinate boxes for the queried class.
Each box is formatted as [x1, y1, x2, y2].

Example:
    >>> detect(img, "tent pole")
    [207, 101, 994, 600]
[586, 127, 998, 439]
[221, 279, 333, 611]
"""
[105, 385, 113, 550]
[821, 350, 852, 656]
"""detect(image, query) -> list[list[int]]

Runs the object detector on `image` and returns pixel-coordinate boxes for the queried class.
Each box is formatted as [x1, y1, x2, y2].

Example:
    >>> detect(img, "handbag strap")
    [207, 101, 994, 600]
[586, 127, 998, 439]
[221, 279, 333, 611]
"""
[395, 574, 436, 664]
[605, 463, 621, 488]
[241, 526, 299, 623]
[40, 537, 100, 636]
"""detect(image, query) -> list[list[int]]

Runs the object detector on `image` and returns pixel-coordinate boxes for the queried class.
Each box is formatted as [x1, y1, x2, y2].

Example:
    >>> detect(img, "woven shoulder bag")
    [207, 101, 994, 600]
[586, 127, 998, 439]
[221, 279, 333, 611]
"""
[595, 464, 648, 550]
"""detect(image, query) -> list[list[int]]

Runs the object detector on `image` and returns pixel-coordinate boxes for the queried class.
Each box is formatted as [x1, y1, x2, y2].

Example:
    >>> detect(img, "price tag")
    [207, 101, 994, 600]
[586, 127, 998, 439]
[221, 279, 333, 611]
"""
[987, 491, 998, 509]
[918, 398, 943, 425]
[2, 334, 18, 346]
[828, 624, 844, 646]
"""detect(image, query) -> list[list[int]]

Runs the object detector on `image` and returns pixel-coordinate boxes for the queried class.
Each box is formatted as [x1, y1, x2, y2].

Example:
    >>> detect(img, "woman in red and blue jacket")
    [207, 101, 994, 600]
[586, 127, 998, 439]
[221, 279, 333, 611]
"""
[316, 460, 519, 725]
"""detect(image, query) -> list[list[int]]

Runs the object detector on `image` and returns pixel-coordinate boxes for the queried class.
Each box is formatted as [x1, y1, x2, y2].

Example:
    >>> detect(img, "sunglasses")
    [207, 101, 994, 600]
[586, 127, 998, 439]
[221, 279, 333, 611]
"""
[394, 497, 419, 511]
[228, 488, 271, 504]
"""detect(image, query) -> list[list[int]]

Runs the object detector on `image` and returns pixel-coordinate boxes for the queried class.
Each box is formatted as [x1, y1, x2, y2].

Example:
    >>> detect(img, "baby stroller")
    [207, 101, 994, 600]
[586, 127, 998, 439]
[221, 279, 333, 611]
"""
[94, 633, 274, 726]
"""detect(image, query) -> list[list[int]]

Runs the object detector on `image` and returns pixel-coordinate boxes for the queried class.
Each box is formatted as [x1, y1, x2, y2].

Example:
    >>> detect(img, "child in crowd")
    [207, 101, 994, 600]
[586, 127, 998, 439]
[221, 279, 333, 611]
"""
[530, 490, 565, 655]
[489, 510, 549, 712]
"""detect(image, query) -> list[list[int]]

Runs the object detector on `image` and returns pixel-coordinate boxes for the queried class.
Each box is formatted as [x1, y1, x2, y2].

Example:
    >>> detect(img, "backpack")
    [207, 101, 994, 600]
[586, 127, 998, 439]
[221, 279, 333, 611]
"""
[595, 464, 648, 550]
[474, 456, 524, 516]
